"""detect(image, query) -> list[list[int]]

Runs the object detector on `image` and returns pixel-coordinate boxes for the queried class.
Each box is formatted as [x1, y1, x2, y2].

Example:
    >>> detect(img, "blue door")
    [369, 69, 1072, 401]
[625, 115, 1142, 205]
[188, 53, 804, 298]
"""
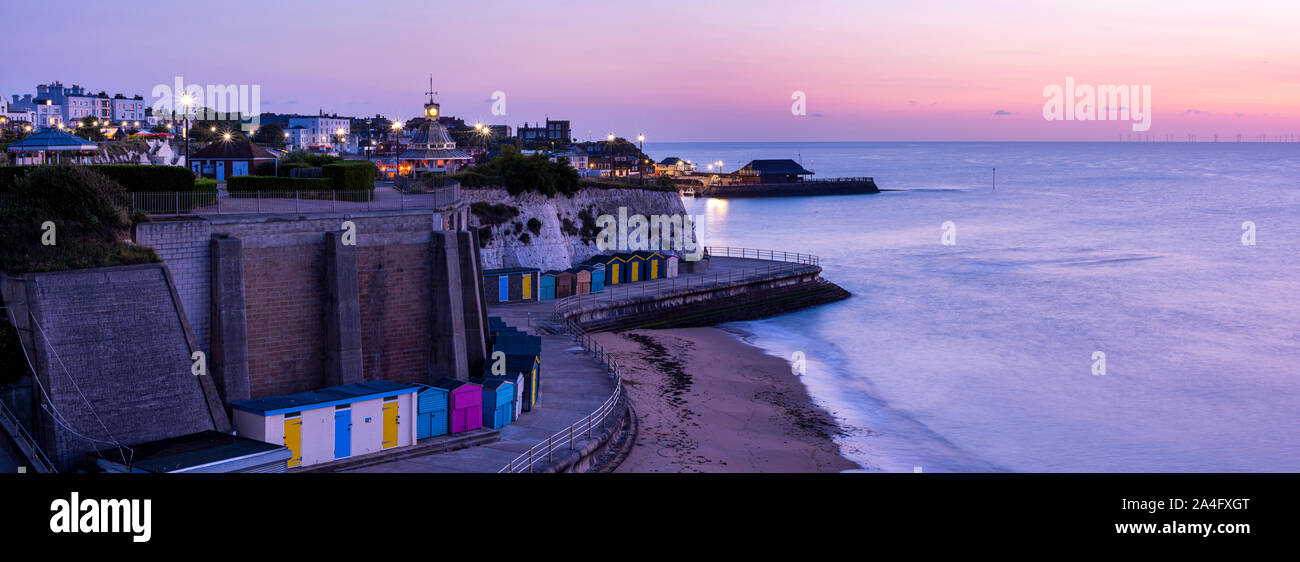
[334, 408, 351, 458]
[498, 276, 509, 302]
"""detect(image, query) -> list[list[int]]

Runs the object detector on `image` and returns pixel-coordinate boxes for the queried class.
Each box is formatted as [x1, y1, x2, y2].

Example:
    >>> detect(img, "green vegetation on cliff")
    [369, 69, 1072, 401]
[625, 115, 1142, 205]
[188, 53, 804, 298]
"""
[0, 165, 158, 273]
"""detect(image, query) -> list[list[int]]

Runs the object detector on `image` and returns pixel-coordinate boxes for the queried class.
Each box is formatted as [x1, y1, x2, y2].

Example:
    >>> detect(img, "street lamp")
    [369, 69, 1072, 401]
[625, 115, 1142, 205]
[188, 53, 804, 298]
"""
[637, 133, 646, 185]
[179, 92, 194, 169]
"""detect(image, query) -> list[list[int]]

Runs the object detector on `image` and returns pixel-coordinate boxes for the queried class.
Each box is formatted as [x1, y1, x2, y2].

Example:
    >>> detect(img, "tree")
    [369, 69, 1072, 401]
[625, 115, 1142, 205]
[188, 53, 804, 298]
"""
[252, 123, 285, 145]
[75, 116, 106, 142]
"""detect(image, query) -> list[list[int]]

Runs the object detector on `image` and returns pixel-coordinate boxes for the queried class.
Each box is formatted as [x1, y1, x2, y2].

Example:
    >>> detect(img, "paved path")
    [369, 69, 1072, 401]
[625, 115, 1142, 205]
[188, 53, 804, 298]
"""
[343, 301, 616, 473]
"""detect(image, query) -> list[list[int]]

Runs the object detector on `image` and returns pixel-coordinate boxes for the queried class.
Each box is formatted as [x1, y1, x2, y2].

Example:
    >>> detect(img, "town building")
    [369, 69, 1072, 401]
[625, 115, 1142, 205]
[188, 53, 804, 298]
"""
[736, 159, 815, 184]
[396, 96, 472, 175]
[656, 157, 694, 175]
[188, 139, 280, 180]
[109, 94, 147, 125]
[288, 113, 353, 150]
[517, 119, 570, 146]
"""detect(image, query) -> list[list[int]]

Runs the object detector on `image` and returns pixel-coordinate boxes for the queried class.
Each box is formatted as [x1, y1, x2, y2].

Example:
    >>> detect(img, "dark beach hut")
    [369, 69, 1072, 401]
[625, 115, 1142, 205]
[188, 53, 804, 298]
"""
[502, 353, 541, 411]
[555, 270, 577, 298]
[416, 384, 450, 439]
[480, 379, 516, 429]
[635, 251, 666, 280]
[430, 378, 483, 433]
[622, 252, 646, 283]
[575, 267, 592, 295]
[600, 254, 628, 285]
[482, 267, 540, 303]
[540, 271, 558, 301]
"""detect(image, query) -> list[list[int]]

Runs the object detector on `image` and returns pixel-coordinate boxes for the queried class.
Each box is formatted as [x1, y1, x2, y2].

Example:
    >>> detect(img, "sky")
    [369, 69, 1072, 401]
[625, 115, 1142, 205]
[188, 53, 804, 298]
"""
[3, 0, 1298, 141]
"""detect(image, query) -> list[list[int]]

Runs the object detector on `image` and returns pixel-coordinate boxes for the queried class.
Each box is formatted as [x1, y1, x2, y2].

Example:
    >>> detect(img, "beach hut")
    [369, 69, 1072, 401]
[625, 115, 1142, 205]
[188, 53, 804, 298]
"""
[595, 254, 627, 285]
[539, 271, 557, 301]
[503, 354, 541, 411]
[666, 255, 679, 278]
[415, 384, 450, 439]
[429, 378, 483, 433]
[483, 374, 525, 420]
[635, 251, 666, 280]
[480, 379, 516, 429]
[623, 252, 645, 283]
[575, 267, 592, 295]
[555, 270, 577, 298]
[591, 263, 606, 293]
[482, 267, 540, 303]
[230, 381, 419, 468]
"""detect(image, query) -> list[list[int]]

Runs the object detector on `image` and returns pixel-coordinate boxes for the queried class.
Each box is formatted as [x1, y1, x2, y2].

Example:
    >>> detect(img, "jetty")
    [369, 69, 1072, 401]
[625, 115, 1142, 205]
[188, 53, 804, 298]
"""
[662, 159, 880, 198]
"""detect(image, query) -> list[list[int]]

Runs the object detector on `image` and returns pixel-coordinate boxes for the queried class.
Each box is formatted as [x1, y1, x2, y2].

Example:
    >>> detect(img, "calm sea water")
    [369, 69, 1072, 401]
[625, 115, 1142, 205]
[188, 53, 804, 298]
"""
[647, 141, 1300, 473]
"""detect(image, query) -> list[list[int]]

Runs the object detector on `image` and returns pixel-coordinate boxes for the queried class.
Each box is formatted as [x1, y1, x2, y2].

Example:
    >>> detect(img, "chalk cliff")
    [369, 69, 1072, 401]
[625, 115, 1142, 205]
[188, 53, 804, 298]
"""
[464, 187, 691, 271]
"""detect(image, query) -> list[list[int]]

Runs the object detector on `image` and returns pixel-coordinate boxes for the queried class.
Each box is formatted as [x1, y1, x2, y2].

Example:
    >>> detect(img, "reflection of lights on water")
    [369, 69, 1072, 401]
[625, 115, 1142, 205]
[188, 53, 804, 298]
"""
[706, 198, 728, 215]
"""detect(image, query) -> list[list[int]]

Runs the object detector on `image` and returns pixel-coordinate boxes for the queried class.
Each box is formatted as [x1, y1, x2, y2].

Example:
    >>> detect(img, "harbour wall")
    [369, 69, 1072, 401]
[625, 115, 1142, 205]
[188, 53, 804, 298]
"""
[700, 178, 879, 198]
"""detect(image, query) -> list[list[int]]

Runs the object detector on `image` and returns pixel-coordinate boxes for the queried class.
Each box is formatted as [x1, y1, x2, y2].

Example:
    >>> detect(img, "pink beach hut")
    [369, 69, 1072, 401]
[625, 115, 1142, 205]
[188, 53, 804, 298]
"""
[430, 378, 483, 433]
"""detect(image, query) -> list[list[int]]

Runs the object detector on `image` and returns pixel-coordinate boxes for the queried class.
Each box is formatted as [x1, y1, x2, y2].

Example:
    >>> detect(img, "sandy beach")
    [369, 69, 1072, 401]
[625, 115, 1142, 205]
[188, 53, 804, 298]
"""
[592, 327, 858, 473]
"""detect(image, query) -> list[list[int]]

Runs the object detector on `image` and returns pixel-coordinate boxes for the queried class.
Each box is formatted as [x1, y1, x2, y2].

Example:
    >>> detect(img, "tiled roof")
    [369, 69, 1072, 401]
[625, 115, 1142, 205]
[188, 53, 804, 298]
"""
[190, 140, 279, 160]
[6, 128, 98, 151]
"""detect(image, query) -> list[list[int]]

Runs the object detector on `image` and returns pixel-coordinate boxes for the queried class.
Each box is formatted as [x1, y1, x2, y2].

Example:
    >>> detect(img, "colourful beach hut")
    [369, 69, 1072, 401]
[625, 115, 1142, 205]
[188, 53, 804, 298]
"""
[555, 270, 577, 298]
[575, 267, 592, 295]
[230, 381, 419, 468]
[635, 251, 666, 280]
[415, 384, 450, 439]
[483, 373, 525, 420]
[481, 267, 540, 303]
[623, 252, 645, 283]
[429, 378, 483, 433]
[590, 263, 605, 293]
[503, 353, 541, 411]
[539, 271, 558, 301]
[666, 255, 679, 278]
[593, 254, 627, 285]
[480, 379, 516, 429]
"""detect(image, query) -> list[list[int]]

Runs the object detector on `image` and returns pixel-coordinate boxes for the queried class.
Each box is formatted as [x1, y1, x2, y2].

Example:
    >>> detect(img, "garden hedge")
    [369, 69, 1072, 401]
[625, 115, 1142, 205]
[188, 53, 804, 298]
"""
[322, 161, 376, 192]
[0, 164, 198, 192]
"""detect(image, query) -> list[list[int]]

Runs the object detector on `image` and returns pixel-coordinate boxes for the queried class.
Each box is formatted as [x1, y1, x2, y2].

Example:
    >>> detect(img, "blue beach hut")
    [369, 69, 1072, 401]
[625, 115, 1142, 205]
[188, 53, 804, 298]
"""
[416, 384, 450, 439]
[539, 271, 558, 301]
[590, 263, 605, 293]
[481, 379, 516, 429]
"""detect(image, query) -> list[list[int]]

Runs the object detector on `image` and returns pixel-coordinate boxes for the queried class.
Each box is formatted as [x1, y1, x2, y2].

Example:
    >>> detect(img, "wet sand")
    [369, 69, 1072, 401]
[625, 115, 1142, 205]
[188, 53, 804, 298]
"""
[592, 327, 858, 473]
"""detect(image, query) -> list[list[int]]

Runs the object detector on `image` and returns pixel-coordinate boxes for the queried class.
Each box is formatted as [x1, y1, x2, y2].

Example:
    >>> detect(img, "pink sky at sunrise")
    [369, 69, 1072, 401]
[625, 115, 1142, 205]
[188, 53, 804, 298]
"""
[3, 0, 1298, 141]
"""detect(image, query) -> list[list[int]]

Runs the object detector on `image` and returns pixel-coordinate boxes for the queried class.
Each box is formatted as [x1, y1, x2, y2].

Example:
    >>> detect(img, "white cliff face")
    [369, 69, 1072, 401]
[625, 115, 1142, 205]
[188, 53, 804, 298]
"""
[464, 187, 691, 271]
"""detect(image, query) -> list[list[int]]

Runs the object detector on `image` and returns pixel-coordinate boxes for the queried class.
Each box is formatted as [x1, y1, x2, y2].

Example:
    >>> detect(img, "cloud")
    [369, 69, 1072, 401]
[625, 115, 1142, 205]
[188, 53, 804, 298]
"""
[1184, 109, 1208, 115]
[810, 113, 824, 118]
[993, 109, 1013, 116]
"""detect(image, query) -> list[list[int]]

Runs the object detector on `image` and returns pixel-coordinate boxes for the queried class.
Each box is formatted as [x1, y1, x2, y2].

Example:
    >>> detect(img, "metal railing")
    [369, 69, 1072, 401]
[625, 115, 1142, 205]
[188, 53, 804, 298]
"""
[129, 185, 462, 216]
[497, 247, 821, 473]
[497, 311, 625, 473]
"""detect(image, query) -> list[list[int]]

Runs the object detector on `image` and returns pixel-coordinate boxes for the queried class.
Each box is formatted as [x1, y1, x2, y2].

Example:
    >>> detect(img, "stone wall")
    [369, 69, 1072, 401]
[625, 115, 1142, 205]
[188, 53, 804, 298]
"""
[0, 264, 223, 471]
[134, 208, 486, 401]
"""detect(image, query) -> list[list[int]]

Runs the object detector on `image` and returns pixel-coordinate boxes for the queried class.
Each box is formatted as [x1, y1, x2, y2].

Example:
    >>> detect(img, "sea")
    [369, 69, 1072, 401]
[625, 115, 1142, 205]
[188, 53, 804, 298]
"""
[645, 141, 1300, 473]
